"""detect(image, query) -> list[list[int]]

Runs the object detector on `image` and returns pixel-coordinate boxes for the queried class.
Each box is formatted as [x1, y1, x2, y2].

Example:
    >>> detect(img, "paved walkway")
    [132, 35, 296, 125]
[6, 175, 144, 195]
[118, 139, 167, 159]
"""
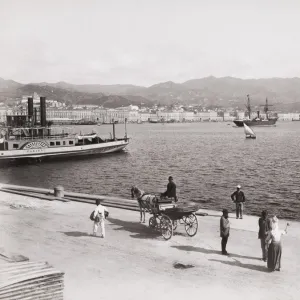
[0, 191, 299, 300]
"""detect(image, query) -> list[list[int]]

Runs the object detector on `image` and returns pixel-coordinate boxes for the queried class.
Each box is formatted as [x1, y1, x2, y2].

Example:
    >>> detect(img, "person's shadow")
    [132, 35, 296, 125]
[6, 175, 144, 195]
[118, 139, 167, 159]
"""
[108, 217, 161, 240]
[209, 259, 270, 273]
[171, 245, 261, 260]
[61, 231, 99, 238]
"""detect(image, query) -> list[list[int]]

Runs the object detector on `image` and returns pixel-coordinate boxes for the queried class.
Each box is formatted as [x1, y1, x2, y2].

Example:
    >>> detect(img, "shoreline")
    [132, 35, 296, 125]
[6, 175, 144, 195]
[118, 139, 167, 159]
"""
[0, 182, 298, 222]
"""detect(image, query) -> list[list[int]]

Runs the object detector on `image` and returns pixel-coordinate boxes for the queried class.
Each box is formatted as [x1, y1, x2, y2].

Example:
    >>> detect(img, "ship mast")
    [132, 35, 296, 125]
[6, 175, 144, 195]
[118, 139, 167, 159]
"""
[260, 97, 274, 119]
[245, 94, 251, 119]
[264, 98, 269, 115]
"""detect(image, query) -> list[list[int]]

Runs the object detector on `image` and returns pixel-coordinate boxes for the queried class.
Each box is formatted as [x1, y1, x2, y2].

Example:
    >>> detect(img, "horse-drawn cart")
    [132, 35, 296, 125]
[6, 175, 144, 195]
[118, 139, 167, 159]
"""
[131, 186, 200, 240]
[148, 201, 199, 240]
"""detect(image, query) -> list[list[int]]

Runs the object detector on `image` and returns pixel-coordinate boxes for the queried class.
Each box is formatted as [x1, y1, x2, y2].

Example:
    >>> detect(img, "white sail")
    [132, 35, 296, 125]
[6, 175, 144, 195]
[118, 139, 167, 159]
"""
[243, 123, 256, 137]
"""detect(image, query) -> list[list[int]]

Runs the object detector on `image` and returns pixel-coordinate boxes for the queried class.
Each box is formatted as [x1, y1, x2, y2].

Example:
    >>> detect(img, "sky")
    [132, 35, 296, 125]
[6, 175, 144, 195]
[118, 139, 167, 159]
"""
[1, 0, 300, 86]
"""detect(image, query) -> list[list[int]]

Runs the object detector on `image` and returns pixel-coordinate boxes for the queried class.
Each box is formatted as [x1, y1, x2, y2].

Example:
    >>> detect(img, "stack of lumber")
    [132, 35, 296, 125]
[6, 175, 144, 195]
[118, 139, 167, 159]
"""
[0, 261, 64, 299]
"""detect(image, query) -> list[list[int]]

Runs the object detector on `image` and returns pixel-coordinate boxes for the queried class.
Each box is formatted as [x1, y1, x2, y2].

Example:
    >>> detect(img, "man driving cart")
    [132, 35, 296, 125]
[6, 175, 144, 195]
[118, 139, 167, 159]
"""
[161, 176, 178, 203]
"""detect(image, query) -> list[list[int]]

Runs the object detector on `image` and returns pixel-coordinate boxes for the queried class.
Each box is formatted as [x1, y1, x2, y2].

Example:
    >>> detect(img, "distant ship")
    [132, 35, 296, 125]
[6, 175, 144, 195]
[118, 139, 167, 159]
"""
[149, 119, 159, 123]
[233, 95, 278, 127]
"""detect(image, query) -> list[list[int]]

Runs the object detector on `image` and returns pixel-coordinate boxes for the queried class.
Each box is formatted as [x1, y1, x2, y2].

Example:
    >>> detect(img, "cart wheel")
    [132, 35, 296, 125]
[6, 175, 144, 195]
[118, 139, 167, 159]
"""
[160, 215, 173, 240]
[172, 220, 178, 231]
[184, 213, 198, 237]
[149, 216, 157, 229]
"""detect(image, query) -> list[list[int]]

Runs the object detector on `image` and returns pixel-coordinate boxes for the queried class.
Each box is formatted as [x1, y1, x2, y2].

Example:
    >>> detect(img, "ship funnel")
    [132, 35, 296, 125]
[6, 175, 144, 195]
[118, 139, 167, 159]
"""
[27, 97, 33, 117]
[40, 96, 47, 127]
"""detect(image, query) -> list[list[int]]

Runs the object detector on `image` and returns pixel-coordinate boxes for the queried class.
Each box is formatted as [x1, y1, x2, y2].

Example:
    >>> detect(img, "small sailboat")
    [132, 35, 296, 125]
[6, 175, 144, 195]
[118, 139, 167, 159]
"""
[243, 123, 256, 139]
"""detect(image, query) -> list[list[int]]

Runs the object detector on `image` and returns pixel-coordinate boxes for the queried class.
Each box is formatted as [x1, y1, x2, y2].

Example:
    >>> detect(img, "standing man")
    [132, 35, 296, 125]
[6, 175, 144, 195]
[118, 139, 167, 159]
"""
[92, 199, 109, 238]
[258, 210, 271, 262]
[231, 185, 245, 219]
[162, 176, 178, 202]
[220, 209, 230, 255]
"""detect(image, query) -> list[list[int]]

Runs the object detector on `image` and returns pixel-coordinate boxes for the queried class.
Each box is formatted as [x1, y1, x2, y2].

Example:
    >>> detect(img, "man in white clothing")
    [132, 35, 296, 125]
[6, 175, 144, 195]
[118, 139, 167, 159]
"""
[93, 199, 109, 238]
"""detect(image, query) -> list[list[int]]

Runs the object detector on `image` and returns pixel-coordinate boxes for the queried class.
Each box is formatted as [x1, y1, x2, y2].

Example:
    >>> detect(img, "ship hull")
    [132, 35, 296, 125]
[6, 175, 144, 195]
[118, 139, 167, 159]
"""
[233, 119, 277, 127]
[0, 140, 129, 161]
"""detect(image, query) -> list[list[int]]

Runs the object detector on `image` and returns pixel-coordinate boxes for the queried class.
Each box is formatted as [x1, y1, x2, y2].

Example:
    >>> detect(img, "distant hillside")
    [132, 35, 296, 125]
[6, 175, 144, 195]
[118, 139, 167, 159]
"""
[18, 84, 105, 105]
[0, 78, 23, 91]
[32, 81, 146, 95]
[182, 76, 300, 106]
[79, 94, 152, 108]
[12, 84, 152, 108]
[1, 76, 300, 111]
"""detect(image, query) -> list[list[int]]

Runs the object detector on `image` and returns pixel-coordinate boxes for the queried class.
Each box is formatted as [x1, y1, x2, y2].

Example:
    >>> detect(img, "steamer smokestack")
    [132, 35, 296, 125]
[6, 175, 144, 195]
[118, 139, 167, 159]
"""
[40, 96, 47, 127]
[27, 97, 33, 117]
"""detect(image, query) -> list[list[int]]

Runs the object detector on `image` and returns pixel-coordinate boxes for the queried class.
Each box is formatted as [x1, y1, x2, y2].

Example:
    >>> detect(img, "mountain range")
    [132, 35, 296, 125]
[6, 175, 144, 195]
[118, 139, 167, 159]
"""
[1, 76, 300, 111]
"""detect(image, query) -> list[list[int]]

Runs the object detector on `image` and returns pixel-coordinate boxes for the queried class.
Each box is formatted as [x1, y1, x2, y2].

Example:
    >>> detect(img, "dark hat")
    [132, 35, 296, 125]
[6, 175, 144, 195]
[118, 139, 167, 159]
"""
[222, 209, 228, 214]
[168, 176, 173, 180]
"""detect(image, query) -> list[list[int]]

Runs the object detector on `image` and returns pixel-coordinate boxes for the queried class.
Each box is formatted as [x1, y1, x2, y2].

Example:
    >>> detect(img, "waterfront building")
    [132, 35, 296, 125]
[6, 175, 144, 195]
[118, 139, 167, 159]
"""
[198, 111, 218, 121]
[277, 113, 300, 121]
[223, 112, 236, 122]
[157, 110, 181, 122]
[181, 111, 196, 122]
[139, 112, 151, 122]
[73, 104, 99, 110]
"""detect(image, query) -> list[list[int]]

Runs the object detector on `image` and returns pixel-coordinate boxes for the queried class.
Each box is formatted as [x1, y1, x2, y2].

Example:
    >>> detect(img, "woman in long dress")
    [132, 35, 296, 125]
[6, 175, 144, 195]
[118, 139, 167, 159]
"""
[266, 216, 288, 271]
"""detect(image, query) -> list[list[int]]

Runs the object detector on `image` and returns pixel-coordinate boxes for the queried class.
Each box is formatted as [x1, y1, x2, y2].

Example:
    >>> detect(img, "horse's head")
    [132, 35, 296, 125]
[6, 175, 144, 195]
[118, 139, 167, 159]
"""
[131, 186, 143, 199]
[131, 186, 137, 199]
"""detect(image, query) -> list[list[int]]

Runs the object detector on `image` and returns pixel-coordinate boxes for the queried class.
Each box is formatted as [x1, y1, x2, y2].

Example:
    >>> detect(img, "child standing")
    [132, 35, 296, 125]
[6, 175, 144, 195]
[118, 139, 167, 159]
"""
[92, 199, 109, 238]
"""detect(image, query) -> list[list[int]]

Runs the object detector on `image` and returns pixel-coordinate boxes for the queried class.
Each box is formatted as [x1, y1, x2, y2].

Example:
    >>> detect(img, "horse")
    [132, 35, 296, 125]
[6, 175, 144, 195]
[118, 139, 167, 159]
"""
[131, 186, 159, 223]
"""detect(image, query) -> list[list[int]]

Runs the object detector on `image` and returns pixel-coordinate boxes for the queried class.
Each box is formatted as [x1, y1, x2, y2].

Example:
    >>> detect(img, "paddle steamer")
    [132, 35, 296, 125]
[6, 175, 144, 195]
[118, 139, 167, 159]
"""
[0, 97, 129, 162]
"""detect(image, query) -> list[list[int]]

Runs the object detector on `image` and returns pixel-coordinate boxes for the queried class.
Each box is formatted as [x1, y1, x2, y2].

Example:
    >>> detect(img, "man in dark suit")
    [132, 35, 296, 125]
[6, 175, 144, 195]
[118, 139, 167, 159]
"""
[231, 185, 245, 219]
[162, 176, 178, 202]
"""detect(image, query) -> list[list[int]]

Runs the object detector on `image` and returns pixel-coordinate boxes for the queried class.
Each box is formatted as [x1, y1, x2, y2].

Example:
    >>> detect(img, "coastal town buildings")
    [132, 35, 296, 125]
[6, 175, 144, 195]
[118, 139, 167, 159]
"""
[0, 93, 299, 123]
[2, 106, 298, 123]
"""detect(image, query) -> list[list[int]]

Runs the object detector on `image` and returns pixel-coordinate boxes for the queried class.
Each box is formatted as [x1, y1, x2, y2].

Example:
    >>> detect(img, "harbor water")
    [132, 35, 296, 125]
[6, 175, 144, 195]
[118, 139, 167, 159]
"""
[0, 122, 299, 220]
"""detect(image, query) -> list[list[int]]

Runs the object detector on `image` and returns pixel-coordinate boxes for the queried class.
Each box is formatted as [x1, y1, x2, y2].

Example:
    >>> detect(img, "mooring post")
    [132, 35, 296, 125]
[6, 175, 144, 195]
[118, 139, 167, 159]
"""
[112, 119, 116, 140]
[54, 186, 64, 198]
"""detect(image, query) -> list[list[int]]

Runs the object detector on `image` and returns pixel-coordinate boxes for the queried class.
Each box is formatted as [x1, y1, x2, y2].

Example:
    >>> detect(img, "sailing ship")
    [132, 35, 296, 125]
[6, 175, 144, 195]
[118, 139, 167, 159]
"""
[233, 95, 278, 127]
[0, 97, 129, 162]
[243, 123, 256, 139]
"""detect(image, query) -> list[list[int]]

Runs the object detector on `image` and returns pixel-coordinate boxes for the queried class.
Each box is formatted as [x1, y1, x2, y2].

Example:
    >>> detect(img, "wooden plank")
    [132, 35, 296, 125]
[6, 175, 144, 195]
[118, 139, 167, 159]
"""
[0, 276, 63, 296]
[0, 270, 64, 290]
[22, 290, 63, 300]
[0, 261, 51, 273]
[0, 264, 53, 278]
[0, 281, 64, 299]
[0, 261, 46, 271]
[1, 269, 63, 284]
[7, 288, 64, 300]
